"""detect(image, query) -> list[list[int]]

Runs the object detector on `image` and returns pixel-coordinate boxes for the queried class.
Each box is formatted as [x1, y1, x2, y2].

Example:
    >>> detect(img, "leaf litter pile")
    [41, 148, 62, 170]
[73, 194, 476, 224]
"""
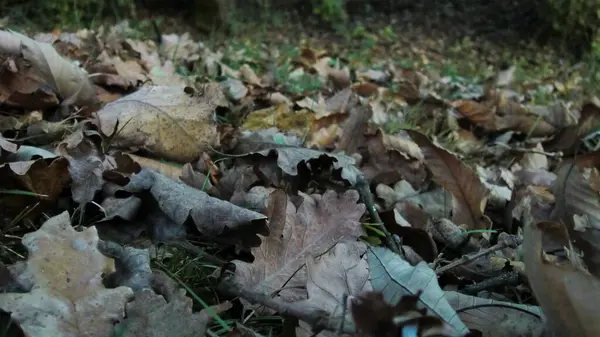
[0, 21, 599, 337]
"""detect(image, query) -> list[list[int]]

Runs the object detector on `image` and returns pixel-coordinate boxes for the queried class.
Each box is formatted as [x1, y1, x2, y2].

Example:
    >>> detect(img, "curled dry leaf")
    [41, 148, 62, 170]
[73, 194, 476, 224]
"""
[546, 98, 600, 155]
[55, 128, 106, 204]
[523, 220, 600, 337]
[407, 130, 491, 230]
[0, 30, 97, 108]
[124, 168, 268, 247]
[233, 131, 361, 185]
[96, 84, 228, 162]
[233, 189, 366, 307]
[0, 211, 133, 337]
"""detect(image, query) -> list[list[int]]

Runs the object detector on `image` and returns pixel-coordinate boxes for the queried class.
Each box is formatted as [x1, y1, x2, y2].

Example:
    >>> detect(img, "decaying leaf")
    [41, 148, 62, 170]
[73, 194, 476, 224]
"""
[116, 289, 232, 337]
[0, 30, 97, 108]
[233, 131, 362, 185]
[0, 157, 71, 221]
[123, 168, 269, 247]
[407, 130, 491, 230]
[233, 189, 366, 306]
[294, 241, 371, 337]
[96, 84, 228, 162]
[0, 211, 133, 337]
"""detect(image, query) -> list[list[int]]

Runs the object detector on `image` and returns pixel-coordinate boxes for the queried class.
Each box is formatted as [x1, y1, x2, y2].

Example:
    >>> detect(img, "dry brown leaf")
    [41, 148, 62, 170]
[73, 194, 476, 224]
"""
[552, 162, 600, 276]
[546, 98, 600, 155]
[96, 84, 228, 162]
[294, 241, 371, 337]
[0, 30, 96, 107]
[125, 153, 183, 181]
[233, 189, 366, 307]
[240, 64, 263, 87]
[359, 129, 427, 188]
[454, 91, 578, 136]
[523, 220, 600, 337]
[407, 130, 491, 230]
[0, 211, 133, 337]
[0, 157, 70, 221]
[352, 82, 379, 97]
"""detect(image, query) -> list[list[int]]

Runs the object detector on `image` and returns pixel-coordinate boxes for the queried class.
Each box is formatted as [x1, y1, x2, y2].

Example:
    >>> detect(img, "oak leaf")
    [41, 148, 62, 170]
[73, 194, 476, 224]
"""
[0, 211, 133, 337]
[233, 189, 366, 306]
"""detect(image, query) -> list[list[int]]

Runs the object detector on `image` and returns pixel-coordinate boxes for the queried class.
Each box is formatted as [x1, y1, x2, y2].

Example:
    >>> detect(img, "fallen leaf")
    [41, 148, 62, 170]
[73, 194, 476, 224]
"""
[552, 162, 600, 276]
[116, 289, 232, 337]
[123, 168, 269, 247]
[96, 84, 228, 162]
[367, 246, 468, 333]
[523, 220, 600, 337]
[407, 130, 491, 230]
[445, 291, 544, 337]
[233, 189, 366, 307]
[0, 157, 70, 221]
[0, 211, 133, 337]
[294, 241, 371, 337]
[0, 30, 97, 107]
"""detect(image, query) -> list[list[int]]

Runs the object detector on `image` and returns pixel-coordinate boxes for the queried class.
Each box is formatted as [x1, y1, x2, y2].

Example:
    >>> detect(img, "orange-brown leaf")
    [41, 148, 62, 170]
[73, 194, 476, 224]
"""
[407, 130, 491, 230]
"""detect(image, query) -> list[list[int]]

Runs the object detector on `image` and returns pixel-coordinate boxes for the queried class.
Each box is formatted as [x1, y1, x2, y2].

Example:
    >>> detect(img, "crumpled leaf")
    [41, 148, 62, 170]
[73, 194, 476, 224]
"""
[99, 241, 153, 292]
[233, 189, 366, 306]
[55, 128, 106, 204]
[116, 289, 232, 337]
[294, 241, 371, 337]
[233, 131, 361, 185]
[124, 168, 269, 247]
[0, 30, 97, 108]
[367, 246, 468, 334]
[407, 130, 491, 230]
[523, 220, 600, 337]
[445, 291, 544, 337]
[0, 211, 133, 337]
[96, 84, 229, 162]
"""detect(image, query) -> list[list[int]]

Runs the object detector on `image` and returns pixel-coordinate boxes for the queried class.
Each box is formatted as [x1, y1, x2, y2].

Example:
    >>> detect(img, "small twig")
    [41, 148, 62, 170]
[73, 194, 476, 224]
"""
[460, 270, 520, 295]
[493, 142, 562, 158]
[219, 278, 353, 335]
[435, 236, 523, 275]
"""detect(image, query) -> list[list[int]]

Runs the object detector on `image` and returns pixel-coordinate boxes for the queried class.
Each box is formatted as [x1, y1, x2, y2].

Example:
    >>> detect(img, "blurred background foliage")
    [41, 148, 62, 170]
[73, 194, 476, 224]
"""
[1, 0, 600, 59]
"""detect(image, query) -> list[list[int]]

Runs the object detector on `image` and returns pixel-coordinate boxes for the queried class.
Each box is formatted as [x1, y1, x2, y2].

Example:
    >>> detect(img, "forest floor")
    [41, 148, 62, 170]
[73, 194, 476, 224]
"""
[0, 5, 598, 337]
